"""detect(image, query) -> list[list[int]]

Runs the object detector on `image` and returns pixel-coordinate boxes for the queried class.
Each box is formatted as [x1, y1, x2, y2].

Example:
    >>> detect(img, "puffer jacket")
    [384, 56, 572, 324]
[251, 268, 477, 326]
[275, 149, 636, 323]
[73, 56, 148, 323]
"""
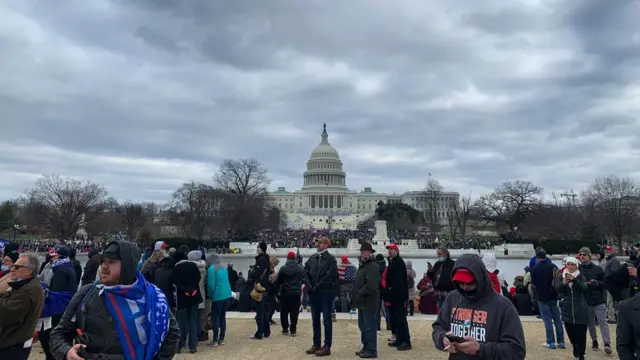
[556, 272, 589, 325]
[278, 259, 304, 297]
[579, 261, 606, 305]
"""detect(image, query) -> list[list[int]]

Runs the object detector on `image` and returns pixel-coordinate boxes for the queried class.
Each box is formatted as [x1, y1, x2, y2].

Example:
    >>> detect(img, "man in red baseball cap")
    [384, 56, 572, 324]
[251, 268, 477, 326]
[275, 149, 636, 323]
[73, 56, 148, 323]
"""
[432, 254, 526, 359]
[278, 250, 304, 337]
[384, 243, 412, 351]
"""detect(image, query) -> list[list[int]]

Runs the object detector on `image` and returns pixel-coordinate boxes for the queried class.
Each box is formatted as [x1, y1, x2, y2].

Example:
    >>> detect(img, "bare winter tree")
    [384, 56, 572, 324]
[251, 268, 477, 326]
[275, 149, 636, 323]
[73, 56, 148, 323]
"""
[85, 197, 120, 242]
[582, 175, 640, 252]
[27, 175, 107, 239]
[421, 178, 443, 235]
[213, 159, 271, 234]
[172, 181, 225, 240]
[474, 180, 544, 235]
[447, 195, 473, 241]
[120, 202, 147, 241]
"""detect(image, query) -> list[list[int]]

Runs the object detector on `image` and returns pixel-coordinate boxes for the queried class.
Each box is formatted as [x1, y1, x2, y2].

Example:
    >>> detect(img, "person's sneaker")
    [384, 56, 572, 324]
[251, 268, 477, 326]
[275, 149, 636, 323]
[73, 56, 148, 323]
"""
[591, 340, 599, 351]
[557, 343, 566, 349]
[282, 330, 290, 336]
[218, 340, 226, 346]
[604, 343, 613, 355]
[543, 343, 556, 349]
[249, 335, 263, 340]
[315, 347, 331, 357]
[290, 332, 296, 337]
[306, 346, 320, 355]
[355, 349, 364, 356]
[208, 341, 219, 347]
[396, 343, 412, 351]
[388, 335, 396, 342]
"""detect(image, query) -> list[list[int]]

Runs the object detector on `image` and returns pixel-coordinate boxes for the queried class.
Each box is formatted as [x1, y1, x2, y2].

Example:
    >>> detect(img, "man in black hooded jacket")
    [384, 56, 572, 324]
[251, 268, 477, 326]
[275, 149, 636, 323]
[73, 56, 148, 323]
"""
[50, 240, 180, 360]
[432, 254, 526, 359]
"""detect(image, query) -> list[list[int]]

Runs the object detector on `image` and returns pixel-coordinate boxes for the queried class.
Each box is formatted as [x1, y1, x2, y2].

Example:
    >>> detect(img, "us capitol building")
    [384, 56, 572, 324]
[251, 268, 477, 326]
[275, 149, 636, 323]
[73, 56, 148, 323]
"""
[266, 124, 460, 230]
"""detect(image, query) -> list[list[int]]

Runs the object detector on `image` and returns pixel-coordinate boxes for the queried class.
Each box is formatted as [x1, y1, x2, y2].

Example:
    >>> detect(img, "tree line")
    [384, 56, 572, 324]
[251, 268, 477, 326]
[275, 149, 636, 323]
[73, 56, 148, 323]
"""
[0, 158, 280, 245]
[374, 175, 640, 252]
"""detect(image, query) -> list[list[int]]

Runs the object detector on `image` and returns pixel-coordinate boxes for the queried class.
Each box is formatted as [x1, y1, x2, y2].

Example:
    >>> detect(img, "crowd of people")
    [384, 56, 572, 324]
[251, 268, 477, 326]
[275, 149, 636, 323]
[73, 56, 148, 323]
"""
[0, 237, 639, 359]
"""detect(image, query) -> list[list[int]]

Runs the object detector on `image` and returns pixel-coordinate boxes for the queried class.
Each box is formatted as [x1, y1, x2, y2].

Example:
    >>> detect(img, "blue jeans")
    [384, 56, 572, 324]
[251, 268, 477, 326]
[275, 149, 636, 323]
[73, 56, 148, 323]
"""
[538, 300, 565, 344]
[254, 297, 271, 338]
[211, 299, 228, 342]
[358, 309, 377, 355]
[177, 305, 200, 351]
[310, 291, 333, 349]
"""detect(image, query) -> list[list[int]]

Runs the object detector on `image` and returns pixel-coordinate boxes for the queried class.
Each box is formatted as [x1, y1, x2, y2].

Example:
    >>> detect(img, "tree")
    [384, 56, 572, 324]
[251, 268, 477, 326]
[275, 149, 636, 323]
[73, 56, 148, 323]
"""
[376, 202, 422, 231]
[474, 180, 543, 234]
[85, 197, 120, 242]
[121, 202, 148, 241]
[447, 195, 472, 241]
[582, 175, 640, 252]
[172, 181, 225, 240]
[213, 159, 271, 235]
[421, 178, 443, 234]
[27, 175, 107, 239]
[0, 201, 16, 232]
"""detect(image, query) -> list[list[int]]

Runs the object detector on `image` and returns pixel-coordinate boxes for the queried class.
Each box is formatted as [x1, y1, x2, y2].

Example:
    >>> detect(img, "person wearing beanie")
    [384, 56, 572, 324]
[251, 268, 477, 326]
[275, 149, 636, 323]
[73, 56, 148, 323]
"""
[171, 248, 203, 353]
[277, 250, 304, 336]
[577, 247, 611, 354]
[206, 252, 232, 347]
[249, 242, 272, 339]
[556, 256, 589, 360]
[39, 245, 78, 360]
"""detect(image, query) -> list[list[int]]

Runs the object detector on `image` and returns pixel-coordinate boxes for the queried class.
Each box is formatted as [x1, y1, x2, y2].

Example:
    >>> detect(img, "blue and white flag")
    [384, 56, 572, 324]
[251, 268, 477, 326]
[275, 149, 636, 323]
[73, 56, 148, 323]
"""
[101, 271, 170, 360]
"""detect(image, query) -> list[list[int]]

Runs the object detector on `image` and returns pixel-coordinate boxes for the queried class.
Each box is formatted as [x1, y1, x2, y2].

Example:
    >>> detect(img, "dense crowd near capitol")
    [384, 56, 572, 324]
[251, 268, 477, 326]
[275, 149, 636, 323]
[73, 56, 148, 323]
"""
[0, 235, 639, 359]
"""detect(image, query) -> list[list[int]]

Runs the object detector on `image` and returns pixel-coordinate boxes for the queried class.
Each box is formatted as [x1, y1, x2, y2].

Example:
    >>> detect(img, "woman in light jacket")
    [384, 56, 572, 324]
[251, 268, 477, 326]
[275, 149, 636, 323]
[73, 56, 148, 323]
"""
[206, 253, 232, 347]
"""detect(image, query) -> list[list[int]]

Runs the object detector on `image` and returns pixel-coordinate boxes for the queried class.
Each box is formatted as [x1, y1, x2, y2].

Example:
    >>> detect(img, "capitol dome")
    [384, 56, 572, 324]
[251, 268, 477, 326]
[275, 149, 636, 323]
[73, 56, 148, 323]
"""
[302, 124, 347, 190]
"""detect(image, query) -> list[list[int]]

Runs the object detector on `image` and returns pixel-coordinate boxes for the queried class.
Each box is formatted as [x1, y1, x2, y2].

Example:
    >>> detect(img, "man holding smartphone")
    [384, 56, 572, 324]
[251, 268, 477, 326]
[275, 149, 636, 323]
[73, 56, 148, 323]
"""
[431, 254, 526, 359]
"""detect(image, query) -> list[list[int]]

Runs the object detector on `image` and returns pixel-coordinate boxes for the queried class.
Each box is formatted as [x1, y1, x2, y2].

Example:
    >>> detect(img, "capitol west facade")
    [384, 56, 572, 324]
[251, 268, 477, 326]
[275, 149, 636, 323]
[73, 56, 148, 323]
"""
[266, 125, 460, 230]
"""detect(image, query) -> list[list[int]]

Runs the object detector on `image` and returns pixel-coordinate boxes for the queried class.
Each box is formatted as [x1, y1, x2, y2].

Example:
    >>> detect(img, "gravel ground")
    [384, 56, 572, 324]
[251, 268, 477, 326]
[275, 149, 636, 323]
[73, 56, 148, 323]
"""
[28, 319, 618, 359]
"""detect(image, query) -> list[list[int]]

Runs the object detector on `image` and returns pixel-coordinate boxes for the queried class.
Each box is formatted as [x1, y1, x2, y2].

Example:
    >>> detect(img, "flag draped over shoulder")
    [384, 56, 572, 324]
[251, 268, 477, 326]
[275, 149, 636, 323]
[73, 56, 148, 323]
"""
[40, 283, 74, 318]
[101, 271, 170, 360]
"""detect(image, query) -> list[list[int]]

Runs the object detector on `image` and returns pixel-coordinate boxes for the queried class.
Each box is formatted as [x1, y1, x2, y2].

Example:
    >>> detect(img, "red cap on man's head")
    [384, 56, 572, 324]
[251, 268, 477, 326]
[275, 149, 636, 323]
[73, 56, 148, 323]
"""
[287, 251, 296, 259]
[386, 244, 399, 251]
[341, 255, 349, 263]
[604, 245, 614, 252]
[452, 268, 475, 283]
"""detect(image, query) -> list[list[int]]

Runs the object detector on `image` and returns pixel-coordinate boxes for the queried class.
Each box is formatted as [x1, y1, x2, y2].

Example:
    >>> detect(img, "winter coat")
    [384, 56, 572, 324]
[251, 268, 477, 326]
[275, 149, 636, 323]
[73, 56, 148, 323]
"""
[154, 257, 176, 308]
[555, 272, 589, 325]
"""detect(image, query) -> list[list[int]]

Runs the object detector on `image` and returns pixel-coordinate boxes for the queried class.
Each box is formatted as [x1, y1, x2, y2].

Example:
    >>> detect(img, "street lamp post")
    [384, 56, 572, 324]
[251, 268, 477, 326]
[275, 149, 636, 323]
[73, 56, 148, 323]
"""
[12, 224, 18, 242]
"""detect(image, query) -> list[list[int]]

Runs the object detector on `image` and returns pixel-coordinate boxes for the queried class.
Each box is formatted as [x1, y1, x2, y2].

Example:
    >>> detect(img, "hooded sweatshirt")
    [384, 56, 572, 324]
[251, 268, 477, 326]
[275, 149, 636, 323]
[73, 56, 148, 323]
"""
[431, 254, 526, 360]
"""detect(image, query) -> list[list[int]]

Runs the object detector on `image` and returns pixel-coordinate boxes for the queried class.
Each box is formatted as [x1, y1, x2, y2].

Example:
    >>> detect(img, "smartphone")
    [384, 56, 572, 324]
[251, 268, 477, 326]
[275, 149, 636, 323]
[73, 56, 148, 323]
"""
[445, 334, 466, 343]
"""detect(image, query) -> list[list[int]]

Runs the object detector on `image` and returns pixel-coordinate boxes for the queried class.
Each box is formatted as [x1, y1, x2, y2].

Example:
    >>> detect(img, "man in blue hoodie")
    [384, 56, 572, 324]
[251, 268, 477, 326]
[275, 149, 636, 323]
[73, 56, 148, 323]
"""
[431, 254, 526, 359]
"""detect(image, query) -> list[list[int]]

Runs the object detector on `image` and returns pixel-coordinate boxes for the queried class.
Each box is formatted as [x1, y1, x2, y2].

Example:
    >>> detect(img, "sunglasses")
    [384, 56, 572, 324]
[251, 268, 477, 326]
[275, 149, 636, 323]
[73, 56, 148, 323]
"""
[11, 264, 29, 270]
[579, 253, 589, 256]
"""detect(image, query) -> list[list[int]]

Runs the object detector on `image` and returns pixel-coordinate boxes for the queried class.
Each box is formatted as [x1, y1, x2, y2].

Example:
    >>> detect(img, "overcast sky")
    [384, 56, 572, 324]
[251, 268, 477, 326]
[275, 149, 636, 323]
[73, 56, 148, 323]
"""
[1, 0, 639, 203]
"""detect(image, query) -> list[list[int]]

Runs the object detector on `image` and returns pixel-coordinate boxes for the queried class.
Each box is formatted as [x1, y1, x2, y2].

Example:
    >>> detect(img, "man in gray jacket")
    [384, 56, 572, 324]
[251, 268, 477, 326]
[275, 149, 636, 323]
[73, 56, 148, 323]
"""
[352, 242, 381, 358]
